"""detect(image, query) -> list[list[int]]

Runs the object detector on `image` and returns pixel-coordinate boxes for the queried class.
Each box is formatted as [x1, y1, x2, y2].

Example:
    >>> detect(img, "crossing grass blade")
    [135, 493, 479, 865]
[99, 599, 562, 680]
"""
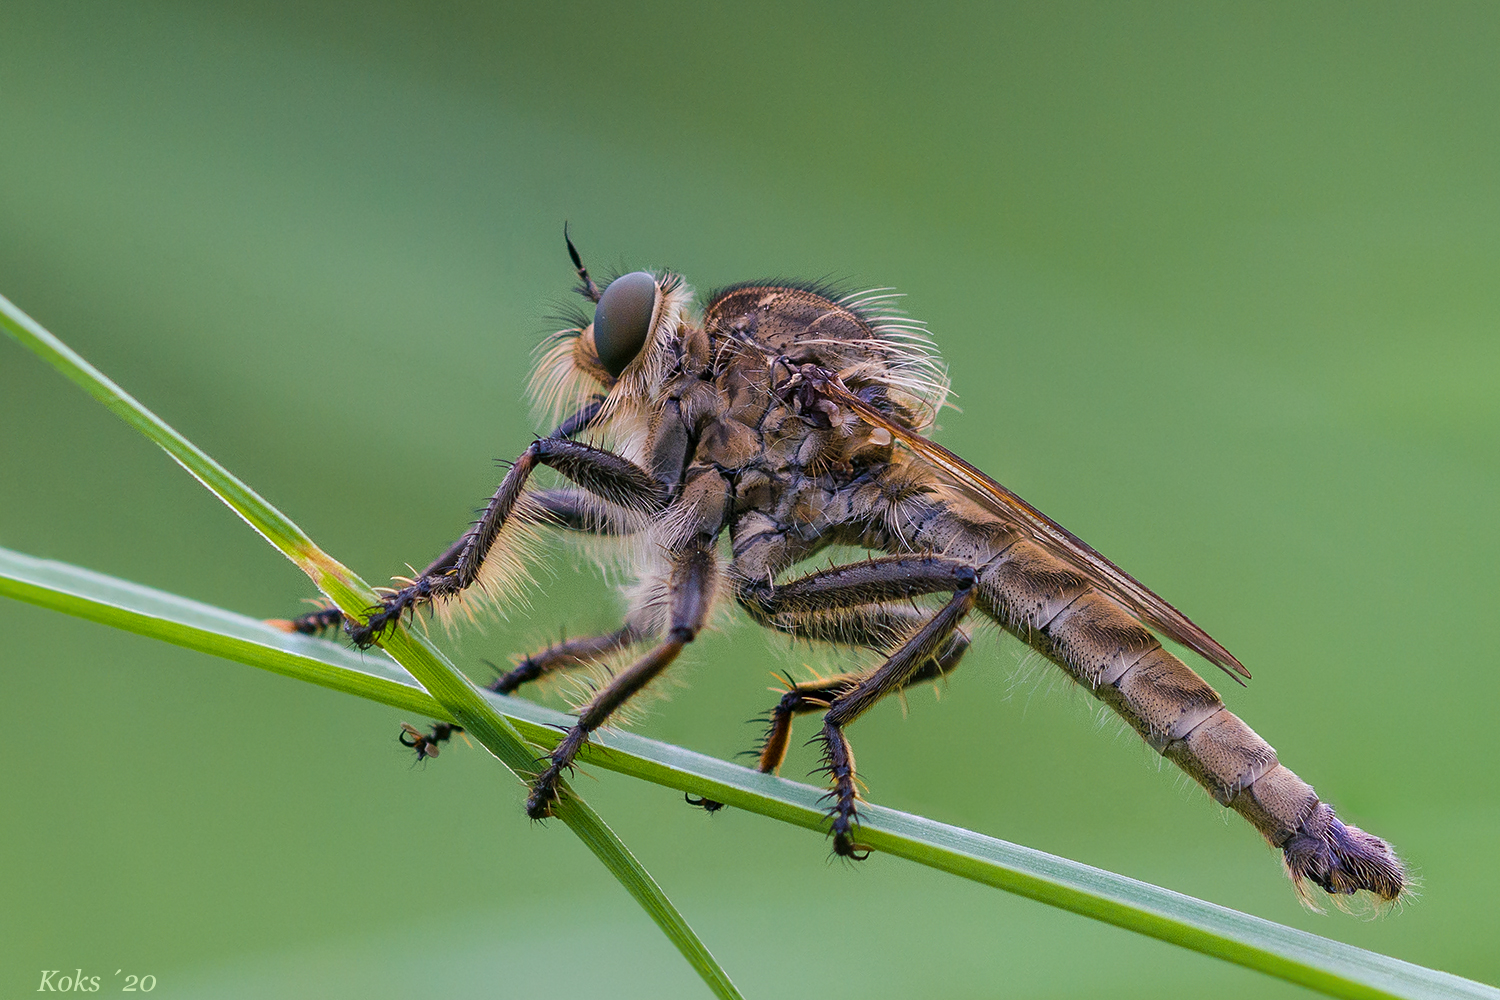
[4, 545, 1496, 1000]
[1, 292, 743, 1000]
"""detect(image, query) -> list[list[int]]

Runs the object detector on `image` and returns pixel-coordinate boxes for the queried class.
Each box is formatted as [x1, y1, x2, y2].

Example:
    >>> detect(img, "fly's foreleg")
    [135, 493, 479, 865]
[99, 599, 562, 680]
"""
[282, 534, 470, 636]
[283, 490, 632, 636]
[528, 488, 642, 536]
[487, 624, 646, 695]
[275, 398, 619, 640]
[352, 440, 663, 647]
[526, 540, 717, 819]
[301, 440, 664, 648]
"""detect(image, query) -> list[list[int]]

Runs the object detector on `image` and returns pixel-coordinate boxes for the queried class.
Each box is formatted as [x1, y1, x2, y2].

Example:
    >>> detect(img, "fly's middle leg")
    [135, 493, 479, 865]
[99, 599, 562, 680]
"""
[486, 624, 647, 695]
[525, 540, 718, 819]
[733, 553, 977, 856]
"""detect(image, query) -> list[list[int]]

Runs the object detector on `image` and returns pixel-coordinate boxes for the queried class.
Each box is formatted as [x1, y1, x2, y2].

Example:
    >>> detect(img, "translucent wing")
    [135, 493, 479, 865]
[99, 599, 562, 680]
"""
[815, 375, 1250, 683]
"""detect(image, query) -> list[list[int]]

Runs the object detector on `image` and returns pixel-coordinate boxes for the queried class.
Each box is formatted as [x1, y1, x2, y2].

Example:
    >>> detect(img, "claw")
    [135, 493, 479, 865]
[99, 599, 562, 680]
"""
[832, 833, 872, 861]
[348, 595, 419, 647]
[399, 721, 463, 762]
[525, 770, 562, 818]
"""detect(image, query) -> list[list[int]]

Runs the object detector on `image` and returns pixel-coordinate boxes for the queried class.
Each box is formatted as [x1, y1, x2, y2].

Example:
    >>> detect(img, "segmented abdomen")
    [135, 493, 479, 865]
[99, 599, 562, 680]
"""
[972, 536, 1404, 902]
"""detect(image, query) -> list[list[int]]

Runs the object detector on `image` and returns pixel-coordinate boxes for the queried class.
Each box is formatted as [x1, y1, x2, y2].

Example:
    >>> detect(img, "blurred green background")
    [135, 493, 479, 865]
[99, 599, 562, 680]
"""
[3, 2, 1497, 996]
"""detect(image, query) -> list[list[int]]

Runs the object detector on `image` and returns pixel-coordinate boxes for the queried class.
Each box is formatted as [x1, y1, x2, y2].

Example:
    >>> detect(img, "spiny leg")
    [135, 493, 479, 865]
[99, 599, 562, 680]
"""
[394, 625, 645, 764]
[735, 553, 977, 770]
[311, 437, 664, 647]
[277, 397, 610, 638]
[698, 553, 975, 817]
[738, 553, 982, 619]
[526, 540, 718, 819]
[283, 533, 470, 636]
[815, 581, 976, 857]
[685, 614, 968, 813]
[685, 661, 863, 815]
[287, 485, 644, 635]
[751, 610, 970, 776]
[487, 624, 647, 695]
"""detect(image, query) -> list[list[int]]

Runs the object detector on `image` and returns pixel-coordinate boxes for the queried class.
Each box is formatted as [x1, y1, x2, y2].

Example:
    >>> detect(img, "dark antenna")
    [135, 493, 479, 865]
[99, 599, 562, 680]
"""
[564, 223, 602, 303]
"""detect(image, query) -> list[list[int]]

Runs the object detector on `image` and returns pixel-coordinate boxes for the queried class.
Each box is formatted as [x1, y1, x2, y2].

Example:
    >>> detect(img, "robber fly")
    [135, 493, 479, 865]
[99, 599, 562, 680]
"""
[276, 233, 1404, 905]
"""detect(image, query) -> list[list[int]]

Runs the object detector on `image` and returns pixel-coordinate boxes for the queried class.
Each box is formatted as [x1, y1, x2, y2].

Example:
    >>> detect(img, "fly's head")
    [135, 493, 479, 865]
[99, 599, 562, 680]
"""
[531, 247, 698, 439]
[530, 238, 950, 488]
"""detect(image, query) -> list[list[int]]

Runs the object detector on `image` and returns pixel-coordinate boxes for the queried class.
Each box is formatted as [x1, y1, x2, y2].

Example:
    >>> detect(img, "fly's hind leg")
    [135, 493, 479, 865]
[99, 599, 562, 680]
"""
[729, 553, 977, 852]
[815, 582, 975, 857]
[750, 609, 970, 776]
[735, 553, 978, 775]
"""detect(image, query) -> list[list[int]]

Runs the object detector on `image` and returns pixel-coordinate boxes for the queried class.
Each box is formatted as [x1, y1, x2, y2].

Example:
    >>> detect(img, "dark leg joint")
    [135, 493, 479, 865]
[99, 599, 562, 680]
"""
[526, 726, 590, 819]
[488, 656, 545, 695]
[279, 605, 345, 636]
[529, 437, 668, 513]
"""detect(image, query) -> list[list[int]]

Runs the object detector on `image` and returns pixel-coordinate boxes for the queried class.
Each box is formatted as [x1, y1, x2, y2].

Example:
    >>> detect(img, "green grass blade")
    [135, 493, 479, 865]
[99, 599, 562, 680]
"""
[0, 292, 322, 572]
[374, 626, 742, 1000]
[4, 546, 1494, 1000]
[1, 295, 743, 1000]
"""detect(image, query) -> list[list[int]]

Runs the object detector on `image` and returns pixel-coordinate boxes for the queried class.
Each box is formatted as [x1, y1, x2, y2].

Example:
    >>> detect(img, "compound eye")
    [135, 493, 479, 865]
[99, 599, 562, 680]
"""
[592, 271, 658, 378]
